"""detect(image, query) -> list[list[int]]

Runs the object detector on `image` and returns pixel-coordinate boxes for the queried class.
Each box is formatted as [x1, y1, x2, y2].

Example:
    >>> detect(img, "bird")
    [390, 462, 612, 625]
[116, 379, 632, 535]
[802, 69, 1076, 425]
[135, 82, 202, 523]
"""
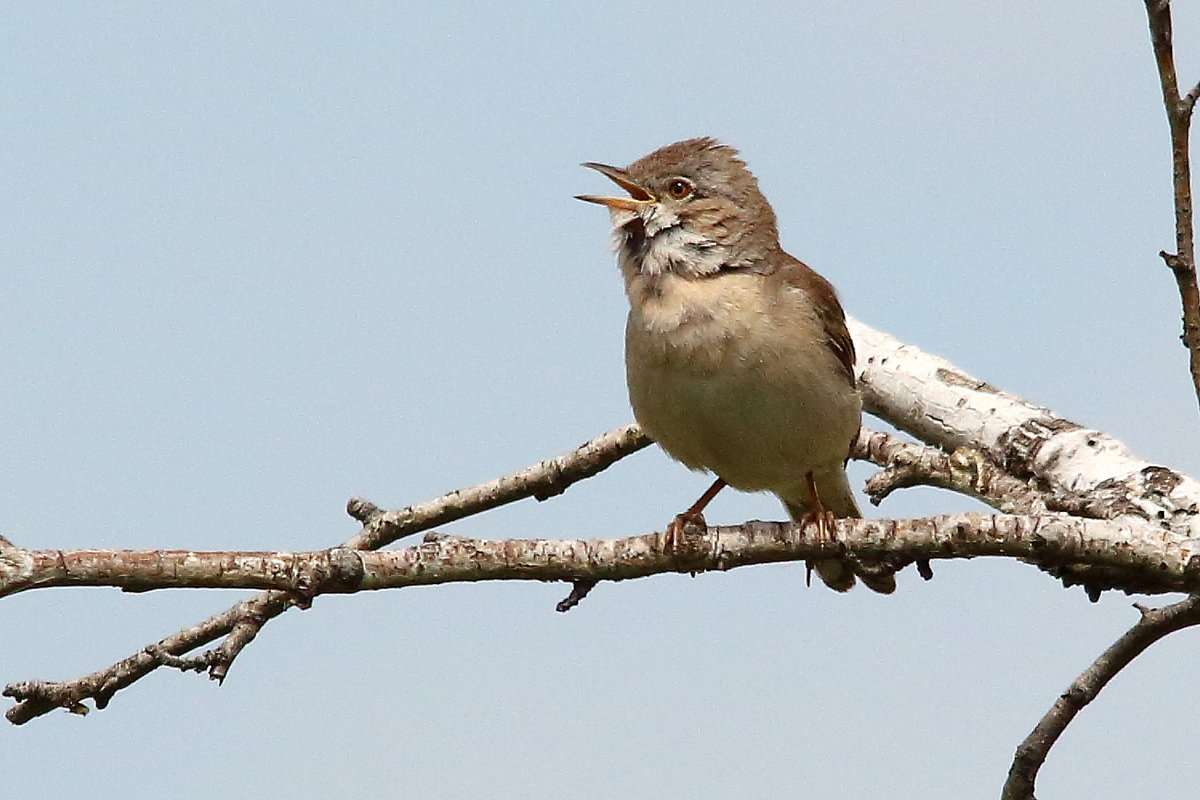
[576, 137, 894, 593]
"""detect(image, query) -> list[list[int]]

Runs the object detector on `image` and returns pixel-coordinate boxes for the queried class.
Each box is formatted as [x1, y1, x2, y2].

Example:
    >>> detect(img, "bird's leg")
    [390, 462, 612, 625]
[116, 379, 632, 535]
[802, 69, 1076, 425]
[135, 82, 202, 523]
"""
[799, 470, 838, 587]
[664, 477, 726, 554]
[799, 470, 836, 539]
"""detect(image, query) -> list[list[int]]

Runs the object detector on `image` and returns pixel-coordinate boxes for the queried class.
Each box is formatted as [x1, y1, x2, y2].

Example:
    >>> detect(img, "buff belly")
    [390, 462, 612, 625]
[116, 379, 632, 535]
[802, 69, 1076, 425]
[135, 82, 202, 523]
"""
[623, 272, 860, 500]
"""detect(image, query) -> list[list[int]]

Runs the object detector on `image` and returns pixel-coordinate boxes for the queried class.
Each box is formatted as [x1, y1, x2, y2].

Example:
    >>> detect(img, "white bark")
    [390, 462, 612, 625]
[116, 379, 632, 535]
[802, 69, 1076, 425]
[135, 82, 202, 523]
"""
[851, 318, 1200, 540]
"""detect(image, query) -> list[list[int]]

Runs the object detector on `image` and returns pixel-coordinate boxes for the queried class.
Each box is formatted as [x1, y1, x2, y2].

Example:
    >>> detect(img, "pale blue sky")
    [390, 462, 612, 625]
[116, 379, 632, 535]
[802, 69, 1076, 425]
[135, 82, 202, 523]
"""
[3, 3, 1199, 798]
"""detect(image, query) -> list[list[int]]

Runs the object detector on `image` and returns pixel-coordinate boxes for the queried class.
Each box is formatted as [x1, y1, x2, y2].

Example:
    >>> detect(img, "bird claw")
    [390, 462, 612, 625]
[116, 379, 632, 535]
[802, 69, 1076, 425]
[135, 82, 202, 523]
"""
[799, 507, 837, 544]
[663, 476, 725, 557]
[664, 509, 706, 555]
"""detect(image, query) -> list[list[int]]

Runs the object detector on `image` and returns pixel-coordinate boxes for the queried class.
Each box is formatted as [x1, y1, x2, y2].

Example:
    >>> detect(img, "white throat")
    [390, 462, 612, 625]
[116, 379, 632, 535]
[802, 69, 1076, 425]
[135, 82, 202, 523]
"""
[609, 207, 733, 279]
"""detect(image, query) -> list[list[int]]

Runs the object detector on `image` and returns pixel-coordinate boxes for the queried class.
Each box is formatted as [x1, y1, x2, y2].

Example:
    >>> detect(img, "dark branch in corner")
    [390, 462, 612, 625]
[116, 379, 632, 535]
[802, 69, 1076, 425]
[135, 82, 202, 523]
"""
[1145, 0, 1200, 408]
[1001, 595, 1200, 800]
[997, 5, 1200, 797]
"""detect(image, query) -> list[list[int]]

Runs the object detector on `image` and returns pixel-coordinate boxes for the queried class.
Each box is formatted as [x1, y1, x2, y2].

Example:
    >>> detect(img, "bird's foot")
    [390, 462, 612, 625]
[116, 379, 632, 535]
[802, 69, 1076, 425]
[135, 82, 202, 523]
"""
[664, 509, 707, 556]
[798, 506, 837, 544]
[663, 477, 726, 556]
[799, 506, 848, 590]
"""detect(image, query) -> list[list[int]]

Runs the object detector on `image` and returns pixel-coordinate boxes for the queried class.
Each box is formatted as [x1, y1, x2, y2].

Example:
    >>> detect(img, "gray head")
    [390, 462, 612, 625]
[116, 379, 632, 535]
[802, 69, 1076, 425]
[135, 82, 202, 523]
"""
[577, 138, 780, 278]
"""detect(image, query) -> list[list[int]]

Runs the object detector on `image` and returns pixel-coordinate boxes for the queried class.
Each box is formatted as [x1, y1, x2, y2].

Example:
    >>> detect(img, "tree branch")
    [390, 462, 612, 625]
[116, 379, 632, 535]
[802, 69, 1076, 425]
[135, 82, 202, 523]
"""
[6, 512, 1199, 723]
[991, 10, 1200, 795]
[850, 318, 1200, 539]
[854, 428, 1050, 514]
[12, 316, 1200, 724]
[10, 322, 1200, 726]
[344, 423, 651, 549]
[1001, 594, 1200, 800]
[1145, 0, 1200, 408]
[2, 425, 650, 725]
[3, 514, 1198, 600]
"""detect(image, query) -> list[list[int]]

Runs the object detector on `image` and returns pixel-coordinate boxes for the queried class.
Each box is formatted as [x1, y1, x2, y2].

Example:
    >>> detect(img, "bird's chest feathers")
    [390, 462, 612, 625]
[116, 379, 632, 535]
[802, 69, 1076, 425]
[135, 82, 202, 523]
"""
[622, 270, 852, 487]
[624, 271, 791, 370]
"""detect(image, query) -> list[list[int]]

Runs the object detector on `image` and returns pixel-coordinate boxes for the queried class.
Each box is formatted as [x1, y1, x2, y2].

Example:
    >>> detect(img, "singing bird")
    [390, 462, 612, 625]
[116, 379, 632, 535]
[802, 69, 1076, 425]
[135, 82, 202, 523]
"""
[578, 138, 893, 593]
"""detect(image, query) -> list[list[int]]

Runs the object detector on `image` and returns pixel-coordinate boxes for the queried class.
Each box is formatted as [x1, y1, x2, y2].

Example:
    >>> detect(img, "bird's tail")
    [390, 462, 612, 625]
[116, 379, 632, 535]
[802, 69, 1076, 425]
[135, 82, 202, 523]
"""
[783, 469, 895, 594]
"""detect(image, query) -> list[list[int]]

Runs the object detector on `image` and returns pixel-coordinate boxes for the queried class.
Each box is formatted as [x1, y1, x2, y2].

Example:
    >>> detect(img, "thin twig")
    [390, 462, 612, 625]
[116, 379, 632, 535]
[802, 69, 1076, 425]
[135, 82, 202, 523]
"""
[852, 428, 1050, 513]
[1001, 595, 1200, 800]
[851, 428, 1182, 598]
[2, 425, 650, 724]
[996, 10, 1200, 794]
[1145, 0, 1200, 408]
[344, 424, 651, 550]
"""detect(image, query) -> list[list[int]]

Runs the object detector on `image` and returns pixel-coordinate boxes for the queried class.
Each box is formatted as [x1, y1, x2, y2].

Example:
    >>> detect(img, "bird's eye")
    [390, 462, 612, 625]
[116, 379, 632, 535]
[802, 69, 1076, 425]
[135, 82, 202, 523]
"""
[666, 178, 693, 200]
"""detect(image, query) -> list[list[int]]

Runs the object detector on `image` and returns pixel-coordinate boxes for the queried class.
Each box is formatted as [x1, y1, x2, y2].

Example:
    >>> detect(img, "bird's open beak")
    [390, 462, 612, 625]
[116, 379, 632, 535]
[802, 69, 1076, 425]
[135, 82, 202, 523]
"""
[575, 162, 655, 211]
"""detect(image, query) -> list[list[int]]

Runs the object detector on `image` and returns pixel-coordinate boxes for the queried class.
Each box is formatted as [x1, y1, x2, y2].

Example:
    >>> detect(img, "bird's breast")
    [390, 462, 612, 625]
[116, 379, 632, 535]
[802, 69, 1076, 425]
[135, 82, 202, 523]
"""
[623, 271, 860, 493]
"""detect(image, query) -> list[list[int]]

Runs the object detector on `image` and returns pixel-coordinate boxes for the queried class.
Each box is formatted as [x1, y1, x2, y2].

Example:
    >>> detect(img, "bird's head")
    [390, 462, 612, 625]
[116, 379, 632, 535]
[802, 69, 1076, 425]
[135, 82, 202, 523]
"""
[577, 138, 779, 278]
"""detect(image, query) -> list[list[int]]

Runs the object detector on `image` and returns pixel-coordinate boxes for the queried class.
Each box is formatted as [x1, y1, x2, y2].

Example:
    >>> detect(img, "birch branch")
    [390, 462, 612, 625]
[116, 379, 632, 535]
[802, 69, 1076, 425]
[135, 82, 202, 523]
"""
[851, 318, 1200, 596]
[2, 425, 650, 725]
[850, 318, 1200, 536]
[2, 514, 1198, 600]
[9, 325, 1200, 726]
[855, 428, 1050, 514]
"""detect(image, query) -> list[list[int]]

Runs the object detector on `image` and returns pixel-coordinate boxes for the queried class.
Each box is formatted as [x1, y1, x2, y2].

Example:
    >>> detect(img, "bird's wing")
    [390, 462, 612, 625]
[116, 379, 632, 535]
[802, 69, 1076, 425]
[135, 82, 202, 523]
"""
[767, 249, 857, 388]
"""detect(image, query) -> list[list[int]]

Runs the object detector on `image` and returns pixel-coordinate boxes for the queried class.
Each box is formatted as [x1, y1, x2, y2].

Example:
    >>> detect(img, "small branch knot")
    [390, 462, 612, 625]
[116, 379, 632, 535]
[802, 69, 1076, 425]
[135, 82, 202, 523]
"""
[346, 497, 381, 523]
[555, 579, 598, 612]
[1160, 249, 1186, 273]
[1183, 81, 1200, 114]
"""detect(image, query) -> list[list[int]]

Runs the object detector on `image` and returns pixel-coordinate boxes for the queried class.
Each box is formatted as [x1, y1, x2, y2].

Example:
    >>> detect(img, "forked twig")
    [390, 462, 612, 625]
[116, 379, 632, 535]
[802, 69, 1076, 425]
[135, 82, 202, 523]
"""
[3, 425, 650, 724]
[998, 4, 1200, 795]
